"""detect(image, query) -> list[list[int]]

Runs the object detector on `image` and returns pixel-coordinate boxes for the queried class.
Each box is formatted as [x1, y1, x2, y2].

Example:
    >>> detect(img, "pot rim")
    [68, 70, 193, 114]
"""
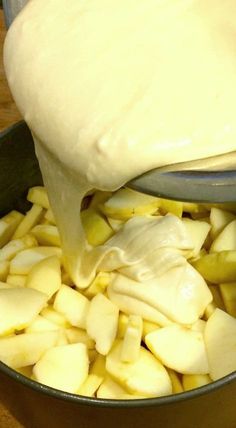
[0, 120, 236, 408]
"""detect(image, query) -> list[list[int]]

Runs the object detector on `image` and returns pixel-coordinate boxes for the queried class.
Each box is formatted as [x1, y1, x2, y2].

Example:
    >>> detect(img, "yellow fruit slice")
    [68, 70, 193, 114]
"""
[210, 207, 236, 240]
[78, 374, 104, 397]
[54, 285, 90, 329]
[44, 208, 56, 225]
[65, 327, 95, 349]
[83, 272, 111, 299]
[210, 220, 236, 253]
[26, 255, 61, 300]
[13, 205, 44, 239]
[121, 315, 143, 363]
[25, 315, 60, 333]
[192, 251, 236, 283]
[40, 306, 70, 328]
[182, 374, 211, 391]
[0, 211, 24, 248]
[81, 208, 114, 246]
[159, 199, 183, 218]
[0, 261, 9, 282]
[27, 186, 50, 209]
[31, 224, 61, 247]
[6, 275, 27, 287]
[219, 283, 236, 317]
[167, 369, 184, 394]
[0, 234, 37, 262]
[10, 246, 62, 275]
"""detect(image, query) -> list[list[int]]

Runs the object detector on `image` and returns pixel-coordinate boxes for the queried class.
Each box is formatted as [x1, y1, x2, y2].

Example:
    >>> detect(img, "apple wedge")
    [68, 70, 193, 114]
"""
[0, 211, 24, 248]
[182, 374, 211, 391]
[121, 315, 143, 363]
[97, 376, 145, 399]
[210, 207, 235, 240]
[106, 340, 172, 397]
[0, 234, 37, 262]
[13, 204, 44, 239]
[25, 315, 60, 333]
[0, 331, 59, 368]
[65, 327, 95, 349]
[83, 272, 111, 299]
[100, 188, 159, 220]
[0, 261, 9, 281]
[219, 282, 236, 317]
[40, 306, 70, 328]
[210, 220, 236, 253]
[31, 225, 61, 247]
[182, 218, 211, 258]
[0, 288, 48, 335]
[86, 293, 119, 355]
[33, 343, 89, 393]
[192, 251, 236, 283]
[10, 246, 62, 275]
[167, 369, 183, 393]
[81, 208, 114, 246]
[26, 255, 61, 300]
[77, 374, 103, 397]
[117, 313, 129, 339]
[44, 208, 56, 225]
[145, 325, 209, 375]
[27, 186, 50, 209]
[54, 285, 90, 329]
[6, 275, 27, 287]
[204, 308, 236, 380]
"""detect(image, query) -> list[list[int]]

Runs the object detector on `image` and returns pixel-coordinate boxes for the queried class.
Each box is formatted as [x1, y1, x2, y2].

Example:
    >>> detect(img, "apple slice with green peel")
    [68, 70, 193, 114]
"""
[0, 234, 37, 262]
[210, 219, 236, 253]
[182, 374, 211, 391]
[182, 218, 211, 258]
[210, 207, 235, 240]
[33, 343, 89, 393]
[13, 204, 44, 239]
[0, 331, 59, 368]
[25, 315, 61, 333]
[192, 251, 236, 283]
[219, 282, 236, 317]
[86, 293, 119, 355]
[54, 285, 90, 329]
[31, 225, 61, 247]
[81, 208, 114, 246]
[204, 308, 236, 380]
[10, 246, 62, 275]
[27, 186, 50, 209]
[121, 315, 143, 363]
[0, 288, 48, 335]
[0, 211, 24, 248]
[97, 376, 145, 399]
[145, 325, 209, 375]
[65, 327, 95, 349]
[26, 255, 61, 300]
[100, 188, 159, 220]
[106, 340, 172, 397]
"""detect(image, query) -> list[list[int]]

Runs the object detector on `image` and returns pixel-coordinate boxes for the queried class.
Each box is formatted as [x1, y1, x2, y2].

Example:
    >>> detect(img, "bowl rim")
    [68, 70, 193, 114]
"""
[0, 360, 236, 408]
[0, 121, 235, 407]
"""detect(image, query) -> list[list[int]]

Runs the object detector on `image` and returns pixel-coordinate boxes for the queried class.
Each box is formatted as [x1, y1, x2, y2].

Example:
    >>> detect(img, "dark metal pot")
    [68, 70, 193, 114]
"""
[0, 121, 235, 428]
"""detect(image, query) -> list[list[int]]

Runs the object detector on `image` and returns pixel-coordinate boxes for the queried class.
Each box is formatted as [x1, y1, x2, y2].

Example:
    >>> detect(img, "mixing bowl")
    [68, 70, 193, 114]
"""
[0, 121, 235, 428]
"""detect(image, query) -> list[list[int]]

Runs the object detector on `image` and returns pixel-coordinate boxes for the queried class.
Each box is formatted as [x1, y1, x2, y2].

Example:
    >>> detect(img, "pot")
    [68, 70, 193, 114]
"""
[0, 121, 235, 428]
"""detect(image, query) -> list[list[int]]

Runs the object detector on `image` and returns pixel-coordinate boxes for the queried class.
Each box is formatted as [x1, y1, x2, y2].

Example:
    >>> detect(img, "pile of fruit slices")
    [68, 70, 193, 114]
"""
[0, 186, 235, 399]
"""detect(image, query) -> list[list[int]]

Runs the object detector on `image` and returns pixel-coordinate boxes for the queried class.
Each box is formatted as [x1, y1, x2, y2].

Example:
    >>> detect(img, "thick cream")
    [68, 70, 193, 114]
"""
[3, 0, 236, 287]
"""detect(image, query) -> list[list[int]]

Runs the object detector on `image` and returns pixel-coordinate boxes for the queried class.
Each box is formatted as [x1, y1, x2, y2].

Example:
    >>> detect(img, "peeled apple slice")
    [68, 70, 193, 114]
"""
[0, 288, 48, 335]
[210, 220, 236, 253]
[27, 186, 50, 209]
[121, 315, 143, 363]
[210, 207, 235, 240]
[26, 255, 61, 300]
[192, 251, 236, 283]
[0, 331, 59, 368]
[31, 225, 61, 247]
[33, 343, 89, 393]
[86, 293, 119, 355]
[204, 308, 236, 380]
[182, 374, 211, 391]
[40, 306, 70, 328]
[145, 325, 209, 375]
[53, 285, 90, 329]
[12, 204, 44, 239]
[83, 272, 111, 298]
[25, 315, 61, 333]
[78, 373, 103, 397]
[0, 261, 9, 281]
[6, 275, 27, 287]
[81, 208, 114, 246]
[97, 376, 145, 400]
[158, 199, 183, 218]
[182, 218, 211, 258]
[219, 283, 236, 317]
[100, 188, 159, 220]
[106, 341, 172, 397]
[0, 211, 23, 248]
[167, 369, 184, 394]
[0, 234, 37, 262]
[10, 247, 62, 275]
[0, 281, 13, 290]
[65, 327, 95, 349]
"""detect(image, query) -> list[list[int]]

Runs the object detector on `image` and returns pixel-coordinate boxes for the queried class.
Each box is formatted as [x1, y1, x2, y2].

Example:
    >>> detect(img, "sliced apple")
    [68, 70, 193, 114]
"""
[54, 285, 90, 329]
[97, 376, 145, 399]
[40, 306, 70, 328]
[26, 255, 61, 299]
[12, 205, 44, 239]
[0, 331, 59, 368]
[210, 207, 235, 240]
[146, 325, 209, 375]
[83, 272, 111, 299]
[190, 319, 206, 333]
[0, 261, 9, 282]
[182, 218, 211, 258]
[117, 313, 129, 339]
[89, 190, 113, 209]
[16, 366, 33, 378]
[6, 275, 27, 288]
[142, 321, 160, 338]
[204, 308, 236, 380]
[33, 343, 89, 393]
[167, 369, 183, 394]
[0, 211, 24, 248]
[10, 246, 62, 275]
[65, 327, 95, 349]
[219, 282, 236, 317]
[90, 354, 107, 378]
[192, 251, 236, 283]
[0, 281, 13, 290]
[100, 188, 159, 220]
[86, 293, 119, 355]
[210, 220, 236, 253]
[182, 374, 211, 391]
[159, 199, 183, 218]
[81, 208, 114, 246]
[31, 224, 61, 247]
[27, 186, 50, 209]
[25, 315, 60, 333]
[0, 288, 48, 335]
[121, 315, 143, 363]
[77, 374, 103, 397]
[44, 208, 56, 225]
[106, 341, 172, 397]
[0, 234, 37, 262]
[107, 217, 124, 232]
